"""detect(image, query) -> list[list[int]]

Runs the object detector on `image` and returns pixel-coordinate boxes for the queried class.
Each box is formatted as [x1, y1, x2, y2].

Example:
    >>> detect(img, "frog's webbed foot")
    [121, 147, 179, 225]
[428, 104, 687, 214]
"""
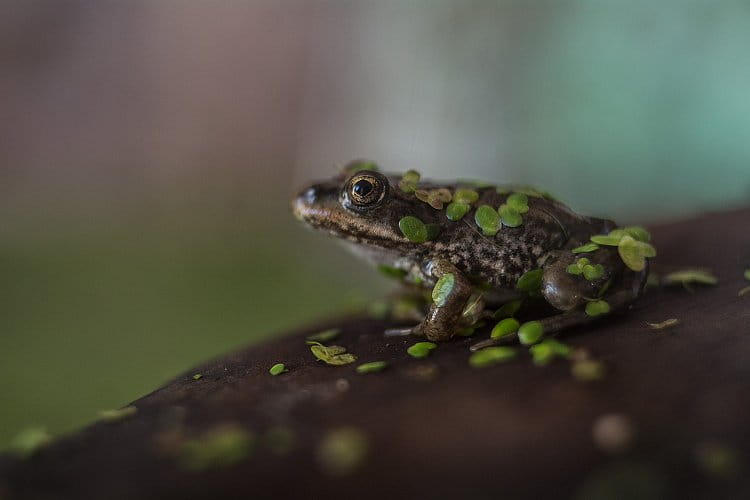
[470, 256, 647, 351]
[384, 259, 476, 342]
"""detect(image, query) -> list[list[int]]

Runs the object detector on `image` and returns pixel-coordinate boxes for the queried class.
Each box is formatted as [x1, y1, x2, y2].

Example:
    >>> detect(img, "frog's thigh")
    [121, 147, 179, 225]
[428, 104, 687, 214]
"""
[419, 259, 474, 342]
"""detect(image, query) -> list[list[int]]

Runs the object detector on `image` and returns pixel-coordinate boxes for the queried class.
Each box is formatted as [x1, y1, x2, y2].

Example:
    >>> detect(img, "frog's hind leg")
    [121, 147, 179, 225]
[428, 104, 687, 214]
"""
[469, 266, 647, 352]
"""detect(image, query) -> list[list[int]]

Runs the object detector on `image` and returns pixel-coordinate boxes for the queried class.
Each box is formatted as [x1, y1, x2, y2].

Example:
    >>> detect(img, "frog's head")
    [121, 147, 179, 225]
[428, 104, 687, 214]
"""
[292, 160, 437, 249]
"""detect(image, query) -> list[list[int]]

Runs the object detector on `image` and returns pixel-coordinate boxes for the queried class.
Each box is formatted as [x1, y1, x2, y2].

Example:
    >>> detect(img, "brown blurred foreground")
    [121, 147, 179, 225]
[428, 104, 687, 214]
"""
[1, 207, 749, 500]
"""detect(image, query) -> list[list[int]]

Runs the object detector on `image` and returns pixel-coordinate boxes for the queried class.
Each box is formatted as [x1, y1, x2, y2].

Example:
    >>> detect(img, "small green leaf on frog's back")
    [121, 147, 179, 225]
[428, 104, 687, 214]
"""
[453, 188, 479, 204]
[306, 328, 341, 343]
[623, 226, 651, 242]
[407, 342, 437, 358]
[99, 406, 138, 422]
[398, 170, 421, 193]
[399, 215, 428, 243]
[356, 361, 388, 374]
[377, 265, 407, 279]
[583, 264, 605, 281]
[662, 269, 718, 287]
[572, 242, 600, 254]
[617, 236, 649, 272]
[446, 202, 471, 221]
[506, 192, 529, 213]
[585, 300, 611, 317]
[474, 205, 501, 236]
[469, 346, 517, 368]
[269, 363, 287, 376]
[498, 204, 523, 227]
[192, 373, 202, 380]
[646, 318, 679, 330]
[516, 269, 544, 294]
[432, 273, 455, 307]
[491, 318, 520, 339]
[518, 321, 544, 345]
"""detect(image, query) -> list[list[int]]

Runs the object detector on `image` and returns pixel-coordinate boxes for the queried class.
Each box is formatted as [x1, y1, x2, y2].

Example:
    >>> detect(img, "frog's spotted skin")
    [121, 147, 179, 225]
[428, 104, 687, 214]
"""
[292, 160, 650, 344]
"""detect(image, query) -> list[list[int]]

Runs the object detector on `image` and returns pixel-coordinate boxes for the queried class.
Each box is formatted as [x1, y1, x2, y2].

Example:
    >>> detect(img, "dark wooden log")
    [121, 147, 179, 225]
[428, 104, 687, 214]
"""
[2, 207, 749, 500]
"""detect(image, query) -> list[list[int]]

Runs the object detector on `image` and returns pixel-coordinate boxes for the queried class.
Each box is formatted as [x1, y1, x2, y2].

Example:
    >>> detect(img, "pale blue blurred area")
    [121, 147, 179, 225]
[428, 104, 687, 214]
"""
[2, 0, 749, 450]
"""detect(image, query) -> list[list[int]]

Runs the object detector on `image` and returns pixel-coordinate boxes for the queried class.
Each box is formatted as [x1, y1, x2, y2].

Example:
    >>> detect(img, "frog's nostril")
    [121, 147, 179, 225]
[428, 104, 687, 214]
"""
[302, 186, 319, 204]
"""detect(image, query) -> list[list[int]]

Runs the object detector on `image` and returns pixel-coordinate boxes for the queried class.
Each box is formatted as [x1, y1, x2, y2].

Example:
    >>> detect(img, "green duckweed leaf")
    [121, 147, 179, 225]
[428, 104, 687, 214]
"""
[662, 269, 718, 287]
[432, 273, 456, 307]
[572, 242, 600, 254]
[453, 188, 479, 204]
[494, 299, 522, 319]
[567, 264, 583, 275]
[407, 341, 437, 359]
[356, 361, 388, 374]
[583, 264, 605, 281]
[491, 318, 520, 339]
[192, 373, 202, 380]
[623, 226, 651, 242]
[446, 202, 471, 221]
[398, 170, 421, 193]
[474, 205, 500, 236]
[590, 234, 623, 246]
[399, 216, 428, 243]
[377, 265, 407, 279]
[415, 188, 452, 209]
[306, 328, 341, 343]
[506, 193, 529, 213]
[179, 425, 255, 471]
[585, 300, 611, 317]
[618, 235, 656, 272]
[518, 321, 544, 345]
[516, 268, 544, 295]
[530, 339, 572, 366]
[269, 363, 287, 376]
[469, 346, 517, 368]
[498, 204, 523, 227]
[309, 342, 357, 365]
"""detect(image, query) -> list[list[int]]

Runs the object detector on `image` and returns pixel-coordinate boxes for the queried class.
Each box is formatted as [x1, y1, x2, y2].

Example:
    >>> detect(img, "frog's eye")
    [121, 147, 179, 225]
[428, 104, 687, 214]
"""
[343, 171, 388, 211]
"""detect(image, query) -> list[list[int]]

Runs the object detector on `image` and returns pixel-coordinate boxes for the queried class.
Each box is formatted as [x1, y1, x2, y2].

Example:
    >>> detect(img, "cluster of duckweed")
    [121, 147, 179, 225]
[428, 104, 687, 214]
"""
[398, 215, 441, 243]
[474, 192, 532, 235]
[662, 268, 718, 289]
[584, 226, 656, 272]
[446, 188, 479, 221]
[308, 342, 357, 366]
[431, 273, 455, 307]
[566, 258, 604, 281]
[646, 318, 679, 331]
[407, 341, 437, 359]
[269, 363, 288, 376]
[585, 299, 611, 317]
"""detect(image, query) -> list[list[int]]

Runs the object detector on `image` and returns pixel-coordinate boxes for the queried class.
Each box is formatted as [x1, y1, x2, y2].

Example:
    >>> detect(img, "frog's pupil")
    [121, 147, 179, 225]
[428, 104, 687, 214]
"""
[353, 179, 374, 197]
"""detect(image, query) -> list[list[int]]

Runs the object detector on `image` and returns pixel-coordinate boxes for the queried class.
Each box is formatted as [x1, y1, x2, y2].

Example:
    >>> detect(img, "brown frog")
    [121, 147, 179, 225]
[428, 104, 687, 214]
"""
[292, 160, 654, 349]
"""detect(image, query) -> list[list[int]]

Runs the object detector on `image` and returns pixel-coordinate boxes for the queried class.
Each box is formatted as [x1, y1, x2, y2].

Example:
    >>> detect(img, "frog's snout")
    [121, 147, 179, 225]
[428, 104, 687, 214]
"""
[292, 183, 337, 224]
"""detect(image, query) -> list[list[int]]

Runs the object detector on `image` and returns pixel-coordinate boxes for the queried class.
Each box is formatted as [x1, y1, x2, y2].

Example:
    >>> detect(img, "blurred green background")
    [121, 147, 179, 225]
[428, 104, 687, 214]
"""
[2, 0, 749, 451]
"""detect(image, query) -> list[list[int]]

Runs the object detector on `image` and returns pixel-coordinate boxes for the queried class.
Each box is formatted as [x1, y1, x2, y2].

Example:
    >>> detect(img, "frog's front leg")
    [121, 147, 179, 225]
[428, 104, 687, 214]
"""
[386, 259, 475, 342]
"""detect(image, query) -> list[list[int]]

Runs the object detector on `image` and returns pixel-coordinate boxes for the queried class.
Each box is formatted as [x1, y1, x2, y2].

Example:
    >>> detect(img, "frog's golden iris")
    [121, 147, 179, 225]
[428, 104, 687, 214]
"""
[342, 171, 389, 211]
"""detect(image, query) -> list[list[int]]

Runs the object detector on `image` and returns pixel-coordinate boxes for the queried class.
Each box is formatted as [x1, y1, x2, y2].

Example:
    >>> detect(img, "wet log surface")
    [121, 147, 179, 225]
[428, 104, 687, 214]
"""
[1, 207, 749, 500]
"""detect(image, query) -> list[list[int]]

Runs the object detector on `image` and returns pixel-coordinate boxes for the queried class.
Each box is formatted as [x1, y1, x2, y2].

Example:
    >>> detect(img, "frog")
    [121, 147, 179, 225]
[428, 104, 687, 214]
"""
[292, 160, 655, 349]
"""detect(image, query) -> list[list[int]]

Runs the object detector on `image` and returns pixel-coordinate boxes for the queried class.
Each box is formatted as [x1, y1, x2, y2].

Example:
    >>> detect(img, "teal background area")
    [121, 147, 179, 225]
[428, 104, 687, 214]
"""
[1, 0, 749, 451]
